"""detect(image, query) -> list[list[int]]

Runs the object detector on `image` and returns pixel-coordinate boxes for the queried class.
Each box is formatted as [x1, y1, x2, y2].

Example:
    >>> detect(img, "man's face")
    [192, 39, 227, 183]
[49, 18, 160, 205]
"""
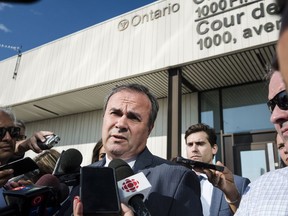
[269, 71, 288, 143]
[185, 131, 218, 164]
[276, 133, 288, 166]
[0, 111, 16, 163]
[102, 90, 152, 160]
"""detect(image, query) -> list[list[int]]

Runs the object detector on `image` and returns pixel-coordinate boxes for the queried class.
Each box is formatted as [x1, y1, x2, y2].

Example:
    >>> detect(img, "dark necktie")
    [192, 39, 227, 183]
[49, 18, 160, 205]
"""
[198, 175, 205, 181]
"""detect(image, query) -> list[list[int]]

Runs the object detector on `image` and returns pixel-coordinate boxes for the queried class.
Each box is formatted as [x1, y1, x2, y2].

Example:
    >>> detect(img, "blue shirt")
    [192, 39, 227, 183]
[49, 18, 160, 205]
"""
[235, 167, 288, 215]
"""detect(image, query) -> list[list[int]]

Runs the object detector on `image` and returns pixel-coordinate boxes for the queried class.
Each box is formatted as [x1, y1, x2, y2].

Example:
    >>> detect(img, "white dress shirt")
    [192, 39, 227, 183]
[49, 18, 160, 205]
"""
[199, 174, 213, 216]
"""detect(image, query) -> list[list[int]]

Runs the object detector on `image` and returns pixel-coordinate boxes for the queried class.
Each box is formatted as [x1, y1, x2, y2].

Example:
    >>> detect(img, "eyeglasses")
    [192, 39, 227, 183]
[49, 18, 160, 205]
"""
[0, 127, 21, 140]
[267, 90, 288, 113]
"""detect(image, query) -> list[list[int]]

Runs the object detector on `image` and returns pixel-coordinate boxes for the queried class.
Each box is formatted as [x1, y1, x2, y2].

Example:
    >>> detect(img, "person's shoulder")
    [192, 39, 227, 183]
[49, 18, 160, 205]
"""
[150, 154, 173, 165]
[89, 159, 105, 167]
[151, 154, 191, 170]
[248, 167, 288, 187]
[259, 167, 288, 180]
[233, 174, 250, 182]
[149, 155, 196, 176]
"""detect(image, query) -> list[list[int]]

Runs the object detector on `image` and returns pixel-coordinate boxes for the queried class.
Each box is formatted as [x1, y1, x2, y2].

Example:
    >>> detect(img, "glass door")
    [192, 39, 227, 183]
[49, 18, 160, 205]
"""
[234, 142, 278, 182]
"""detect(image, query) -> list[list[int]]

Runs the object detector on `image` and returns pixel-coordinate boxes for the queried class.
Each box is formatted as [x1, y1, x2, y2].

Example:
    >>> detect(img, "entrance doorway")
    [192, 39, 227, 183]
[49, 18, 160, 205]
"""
[221, 130, 278, 181]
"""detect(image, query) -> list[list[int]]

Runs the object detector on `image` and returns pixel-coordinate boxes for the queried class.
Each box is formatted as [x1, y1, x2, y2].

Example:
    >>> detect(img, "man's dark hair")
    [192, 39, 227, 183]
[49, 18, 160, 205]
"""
[103, 83, 159, 129]
[185, 123, 217, 147]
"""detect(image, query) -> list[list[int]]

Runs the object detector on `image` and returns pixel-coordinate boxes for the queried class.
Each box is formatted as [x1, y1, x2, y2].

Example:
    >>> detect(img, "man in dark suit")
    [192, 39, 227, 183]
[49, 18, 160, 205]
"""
[69, 83, 203, 216]
[185, 123, 250, 216]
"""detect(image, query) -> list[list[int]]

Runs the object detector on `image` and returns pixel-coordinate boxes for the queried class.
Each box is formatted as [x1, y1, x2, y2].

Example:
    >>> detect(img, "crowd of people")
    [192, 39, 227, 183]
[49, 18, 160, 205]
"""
[0, 0, 287, 215]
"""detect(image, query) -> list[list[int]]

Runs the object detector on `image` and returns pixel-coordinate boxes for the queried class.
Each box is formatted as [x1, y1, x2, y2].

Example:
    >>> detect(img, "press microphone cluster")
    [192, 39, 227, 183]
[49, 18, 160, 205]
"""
[53, 148, 83, 186]
[108, 159, 152, 216]
[0, 174, 69, 216]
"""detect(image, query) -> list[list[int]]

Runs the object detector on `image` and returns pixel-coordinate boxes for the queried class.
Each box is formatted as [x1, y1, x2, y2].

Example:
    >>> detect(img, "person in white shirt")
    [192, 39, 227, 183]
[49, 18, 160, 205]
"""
[185, 123, 250, 216]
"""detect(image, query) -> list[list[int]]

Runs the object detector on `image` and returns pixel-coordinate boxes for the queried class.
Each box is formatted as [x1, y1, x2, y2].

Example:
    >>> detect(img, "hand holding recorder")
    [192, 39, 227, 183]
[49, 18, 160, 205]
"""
[176, 157, 240, 208]
[16, 132, 60, 154]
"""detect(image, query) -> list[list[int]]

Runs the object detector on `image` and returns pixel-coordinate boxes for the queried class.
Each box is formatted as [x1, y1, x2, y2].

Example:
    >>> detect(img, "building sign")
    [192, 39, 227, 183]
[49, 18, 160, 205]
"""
[193, 0, 280, 51]
[118, 3, 180, 31]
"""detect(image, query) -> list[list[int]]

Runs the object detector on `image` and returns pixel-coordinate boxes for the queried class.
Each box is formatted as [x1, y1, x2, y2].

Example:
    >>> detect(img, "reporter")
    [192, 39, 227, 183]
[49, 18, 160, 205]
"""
[0, 107, 21, 207]
[7, 119, 55, 162]
[15, 130, 54, 155]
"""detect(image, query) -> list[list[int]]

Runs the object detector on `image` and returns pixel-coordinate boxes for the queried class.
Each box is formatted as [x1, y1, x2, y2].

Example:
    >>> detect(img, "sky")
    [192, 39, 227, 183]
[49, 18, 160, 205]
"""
[0, 0, 156, 61]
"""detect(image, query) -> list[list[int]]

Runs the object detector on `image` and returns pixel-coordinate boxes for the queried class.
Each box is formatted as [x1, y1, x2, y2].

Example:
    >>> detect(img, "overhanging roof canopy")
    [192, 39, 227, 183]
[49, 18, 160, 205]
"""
[12, 43, 275, 123]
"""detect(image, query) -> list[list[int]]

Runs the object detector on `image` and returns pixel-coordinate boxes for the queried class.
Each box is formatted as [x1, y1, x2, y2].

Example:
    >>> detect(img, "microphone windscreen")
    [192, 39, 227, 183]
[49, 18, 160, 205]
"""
[35, 174, 60, 190]
[35, 174, 69, 203]
[108, 159, 134, 181]
[60, 149, 83, 173]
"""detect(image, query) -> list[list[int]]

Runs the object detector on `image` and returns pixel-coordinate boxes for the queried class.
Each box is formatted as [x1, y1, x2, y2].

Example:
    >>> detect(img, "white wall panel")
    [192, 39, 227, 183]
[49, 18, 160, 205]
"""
[148, 98, 168, 159]
[181, 93, 199, 157]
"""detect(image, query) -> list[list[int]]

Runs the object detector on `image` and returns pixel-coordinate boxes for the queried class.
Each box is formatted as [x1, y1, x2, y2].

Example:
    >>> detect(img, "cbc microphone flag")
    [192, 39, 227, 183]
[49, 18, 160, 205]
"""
[117, 172, 152, 205]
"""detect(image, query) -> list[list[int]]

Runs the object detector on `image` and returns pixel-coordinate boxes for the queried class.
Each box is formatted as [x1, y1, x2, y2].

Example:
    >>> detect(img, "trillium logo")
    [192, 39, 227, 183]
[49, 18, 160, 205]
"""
[118, 19, 129, 31]
[117, 3, 180, 31]
[122, 178, 139, 192]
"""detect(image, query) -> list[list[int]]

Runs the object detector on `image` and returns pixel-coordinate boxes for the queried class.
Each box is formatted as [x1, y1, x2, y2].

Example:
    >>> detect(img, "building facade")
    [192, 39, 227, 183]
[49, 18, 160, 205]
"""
[0, 0, 280, 181]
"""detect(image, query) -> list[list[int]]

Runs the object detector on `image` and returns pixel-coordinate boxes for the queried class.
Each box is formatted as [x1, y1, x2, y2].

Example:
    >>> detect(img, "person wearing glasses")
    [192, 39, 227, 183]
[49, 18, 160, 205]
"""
[0, 107, 24, 208]
[234, 61, 288, 215]
[0, 108, 55, 205]
[0, 108, 21, 184]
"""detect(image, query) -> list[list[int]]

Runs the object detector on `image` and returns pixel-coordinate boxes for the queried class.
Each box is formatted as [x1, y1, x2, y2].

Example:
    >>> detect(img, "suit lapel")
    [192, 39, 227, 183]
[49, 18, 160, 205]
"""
[210, 187, 223, 216]
[133, 147, 153, 171]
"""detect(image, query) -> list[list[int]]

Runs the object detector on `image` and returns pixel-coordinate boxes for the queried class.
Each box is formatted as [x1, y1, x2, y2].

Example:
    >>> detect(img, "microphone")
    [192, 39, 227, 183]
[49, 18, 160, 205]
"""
[2, 184, 51, 215]
[35, 174, 70, 215]
[35, 174, 70, 204]
[80, 166, 121, 215]
[53, 148, 83, 186]
[108, 159, 152, 216]
[60, 149, 82, 173]
[1, 174, 69, 216]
